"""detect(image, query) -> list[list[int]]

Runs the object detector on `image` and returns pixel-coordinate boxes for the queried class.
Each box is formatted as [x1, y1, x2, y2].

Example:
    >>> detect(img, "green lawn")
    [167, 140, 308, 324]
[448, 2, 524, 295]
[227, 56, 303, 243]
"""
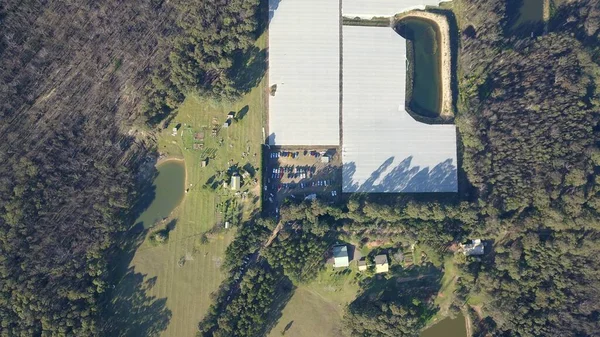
[107, 34, 267, 337]
[268, 264, 361, 337]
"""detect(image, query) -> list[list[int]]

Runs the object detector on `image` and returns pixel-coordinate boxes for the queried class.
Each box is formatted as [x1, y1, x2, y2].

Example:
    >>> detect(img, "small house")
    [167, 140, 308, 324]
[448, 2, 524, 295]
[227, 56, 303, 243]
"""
[374, 255, 389, 274]
[230, 174, 241, 191]
[357, 259, 367, 271]
[460, 239, 484, 256]
[332, 245, 349, 268]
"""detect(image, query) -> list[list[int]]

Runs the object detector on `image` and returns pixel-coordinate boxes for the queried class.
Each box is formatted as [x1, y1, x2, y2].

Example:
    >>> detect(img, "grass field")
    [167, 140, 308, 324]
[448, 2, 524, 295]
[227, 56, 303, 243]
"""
[106, 34, 267, 337]
[267, 244, 464, 337]
[268, 264, 361, 337]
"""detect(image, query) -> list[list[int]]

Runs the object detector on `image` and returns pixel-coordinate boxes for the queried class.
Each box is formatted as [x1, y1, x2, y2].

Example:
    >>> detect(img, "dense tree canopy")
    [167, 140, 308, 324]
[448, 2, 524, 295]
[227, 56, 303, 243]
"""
[143, 0, 263, 124]
[456, 0, 600, 335]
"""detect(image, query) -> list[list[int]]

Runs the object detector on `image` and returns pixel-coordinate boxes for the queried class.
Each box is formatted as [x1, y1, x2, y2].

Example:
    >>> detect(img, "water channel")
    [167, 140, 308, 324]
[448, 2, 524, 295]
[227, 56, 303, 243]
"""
[396, 17, 442, 118]
[420, 313, 468, 337]
[134, 159, 186, 229]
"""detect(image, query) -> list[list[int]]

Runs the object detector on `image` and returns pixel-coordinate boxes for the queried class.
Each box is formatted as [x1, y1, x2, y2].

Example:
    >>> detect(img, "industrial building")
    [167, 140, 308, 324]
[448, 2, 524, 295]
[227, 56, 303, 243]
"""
[268, 0, 340, 146]
[342, 0, 444, 18]
[341, 26, 457, 193]
[268, 0, 457, 193]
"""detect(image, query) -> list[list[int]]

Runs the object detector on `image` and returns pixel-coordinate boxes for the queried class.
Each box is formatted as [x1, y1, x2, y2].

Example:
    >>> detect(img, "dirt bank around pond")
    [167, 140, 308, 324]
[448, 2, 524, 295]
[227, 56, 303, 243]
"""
[395, 10, 453, 118]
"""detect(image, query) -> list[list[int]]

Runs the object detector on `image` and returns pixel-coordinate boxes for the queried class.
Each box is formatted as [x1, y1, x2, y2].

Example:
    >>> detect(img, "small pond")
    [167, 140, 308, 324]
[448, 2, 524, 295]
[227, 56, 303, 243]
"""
[134, 160, 186, 229]
[420, 313, 467, 337]
[515, 0, 544, 25]
[396, 17, 442, 118]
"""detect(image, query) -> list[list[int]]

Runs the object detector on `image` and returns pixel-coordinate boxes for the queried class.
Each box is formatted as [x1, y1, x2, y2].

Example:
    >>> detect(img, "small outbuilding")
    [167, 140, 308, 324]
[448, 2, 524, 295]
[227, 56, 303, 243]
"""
[230, 174, 241, 191]
[201, 159, 208, 167]
[321, 156, 330, 163]
[460, 239, 484, 256]
[333, 245, 349, 268]
[357, 259, 367, 271]
[374, 255, 389, 274]
[227, 112, 235, 119]
[223, 120, 231, 128]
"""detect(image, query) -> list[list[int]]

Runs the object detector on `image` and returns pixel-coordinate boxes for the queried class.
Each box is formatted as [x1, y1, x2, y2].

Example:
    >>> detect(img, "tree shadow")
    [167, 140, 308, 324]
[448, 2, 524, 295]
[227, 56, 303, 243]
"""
[342, 156, 457, 193]
[346, 265, 443, 334]
[260, 277, 296, 336]
[236, 105, 250, 121]
[101, 268, 172, 337]
[129, 158, 160, 232]
[229, 47, 267, 94]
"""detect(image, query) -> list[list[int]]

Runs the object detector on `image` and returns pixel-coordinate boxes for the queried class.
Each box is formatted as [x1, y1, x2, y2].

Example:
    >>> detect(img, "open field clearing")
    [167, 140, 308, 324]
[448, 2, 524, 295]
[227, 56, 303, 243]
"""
[106, 34, 267, 337]
[268, 264, 361, 337]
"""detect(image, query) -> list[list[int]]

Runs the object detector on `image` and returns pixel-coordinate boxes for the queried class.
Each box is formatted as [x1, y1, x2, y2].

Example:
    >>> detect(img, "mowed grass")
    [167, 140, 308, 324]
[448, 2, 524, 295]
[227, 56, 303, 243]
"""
[268, 247, 464, 337]
[268, 264, 361, 337]
[110, 34, 267, 337]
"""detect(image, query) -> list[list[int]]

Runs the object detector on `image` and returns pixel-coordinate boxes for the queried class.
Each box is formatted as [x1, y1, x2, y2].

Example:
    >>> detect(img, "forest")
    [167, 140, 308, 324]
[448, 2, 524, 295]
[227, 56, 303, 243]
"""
[0, 0, 262, 335]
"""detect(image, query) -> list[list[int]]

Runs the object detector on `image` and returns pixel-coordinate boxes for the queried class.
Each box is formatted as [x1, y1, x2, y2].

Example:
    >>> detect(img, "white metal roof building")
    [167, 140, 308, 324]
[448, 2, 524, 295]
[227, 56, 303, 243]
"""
[268, 0, 340, 146]
[341, 26, 457, 193]
[342, 0, 444, 19]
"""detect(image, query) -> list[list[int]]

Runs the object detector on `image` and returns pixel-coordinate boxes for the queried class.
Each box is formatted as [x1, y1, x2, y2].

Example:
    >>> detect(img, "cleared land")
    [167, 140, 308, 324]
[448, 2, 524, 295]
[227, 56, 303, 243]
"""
[268, 0, 340, 146]
[341, 25, 457, 193]
[107, 35, 266, 337]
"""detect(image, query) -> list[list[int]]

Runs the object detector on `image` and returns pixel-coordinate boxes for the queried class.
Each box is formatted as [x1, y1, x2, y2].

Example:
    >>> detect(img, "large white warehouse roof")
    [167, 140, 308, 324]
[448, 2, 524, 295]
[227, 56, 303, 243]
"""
[343, 0, 444, 19]
[342, 25, 457, 193]
[268, 0, 340, 146]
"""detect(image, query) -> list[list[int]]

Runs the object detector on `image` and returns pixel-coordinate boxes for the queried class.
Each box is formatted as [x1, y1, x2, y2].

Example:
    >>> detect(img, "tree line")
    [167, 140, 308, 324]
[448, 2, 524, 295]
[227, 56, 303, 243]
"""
[143, 0, 263, 125]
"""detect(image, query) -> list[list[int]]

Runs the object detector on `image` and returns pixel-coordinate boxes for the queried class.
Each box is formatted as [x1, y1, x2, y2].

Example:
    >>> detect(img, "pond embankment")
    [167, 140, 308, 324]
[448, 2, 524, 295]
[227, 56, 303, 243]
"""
[396, 10, 453, 118]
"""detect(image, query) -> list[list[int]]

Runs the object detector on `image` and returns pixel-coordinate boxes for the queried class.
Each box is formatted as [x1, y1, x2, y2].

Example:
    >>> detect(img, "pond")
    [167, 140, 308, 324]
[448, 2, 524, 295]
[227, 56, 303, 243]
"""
[396, 17, 442, 118]
[515, 0, 544, 25]
[508, 0, 545, 34]
[420, 313, 467, 337]
[134, 160, 186, 229]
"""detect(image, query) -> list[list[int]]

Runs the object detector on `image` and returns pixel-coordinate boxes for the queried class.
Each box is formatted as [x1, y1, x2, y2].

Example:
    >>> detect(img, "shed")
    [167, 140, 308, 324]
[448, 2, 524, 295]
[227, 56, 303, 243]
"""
[333, 245, 349, 268]
[227, 112, 235, 119]
[223, 120, 231, 128]
[460, 239, 484, 256]
[230, 174, 241, 191]
[374, 255, 389, 274]
[201, 159, 207, 167]
[357, 259, 367, 271]
[321, 156, 330, 163]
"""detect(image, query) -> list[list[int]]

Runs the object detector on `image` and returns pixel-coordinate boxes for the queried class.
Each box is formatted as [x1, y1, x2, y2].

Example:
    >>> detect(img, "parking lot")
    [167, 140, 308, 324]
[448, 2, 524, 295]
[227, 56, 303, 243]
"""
[264, 148, 341, 216]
